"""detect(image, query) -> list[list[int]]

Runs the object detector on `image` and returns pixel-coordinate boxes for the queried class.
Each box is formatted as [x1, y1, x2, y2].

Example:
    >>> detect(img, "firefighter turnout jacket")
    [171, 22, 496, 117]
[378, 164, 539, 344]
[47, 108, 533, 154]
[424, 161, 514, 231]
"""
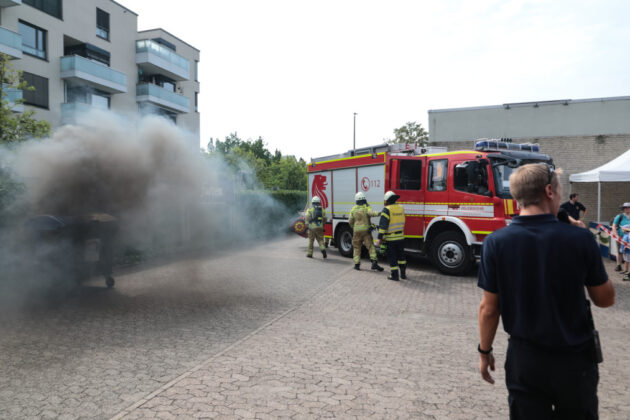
[305, 205, 326, 230]
[378, 204, 405, 241]
[349, 204, 379, 232]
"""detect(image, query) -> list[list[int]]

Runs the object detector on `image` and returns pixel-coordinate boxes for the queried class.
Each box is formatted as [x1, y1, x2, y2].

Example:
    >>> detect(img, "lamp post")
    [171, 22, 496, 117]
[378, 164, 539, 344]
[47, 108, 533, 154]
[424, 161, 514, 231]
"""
[353, 112, 357, 155]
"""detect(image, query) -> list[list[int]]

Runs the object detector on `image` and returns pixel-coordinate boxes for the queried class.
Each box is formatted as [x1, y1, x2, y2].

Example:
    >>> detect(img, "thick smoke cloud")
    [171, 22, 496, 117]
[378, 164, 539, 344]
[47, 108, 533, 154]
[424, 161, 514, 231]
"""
[0, 111, 296, 310]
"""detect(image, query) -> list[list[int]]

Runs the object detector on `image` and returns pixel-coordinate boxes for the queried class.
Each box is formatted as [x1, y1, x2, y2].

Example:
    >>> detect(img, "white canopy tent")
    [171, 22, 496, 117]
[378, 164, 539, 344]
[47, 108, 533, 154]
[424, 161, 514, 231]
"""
[569, 149, 630, 222]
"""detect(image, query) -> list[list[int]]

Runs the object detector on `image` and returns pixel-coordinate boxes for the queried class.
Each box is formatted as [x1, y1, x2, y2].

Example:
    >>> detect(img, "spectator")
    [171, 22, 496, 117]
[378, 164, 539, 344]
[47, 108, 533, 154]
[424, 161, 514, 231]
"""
[478, 163, 615, 419]
[611, 203, 630, 272]
[560, 193, 587, 221]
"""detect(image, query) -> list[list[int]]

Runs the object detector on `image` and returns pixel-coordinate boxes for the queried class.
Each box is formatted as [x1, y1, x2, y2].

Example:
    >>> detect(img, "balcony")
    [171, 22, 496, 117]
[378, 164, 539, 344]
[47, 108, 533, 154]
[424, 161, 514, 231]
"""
[136, 83, 189, 113]
[0, 26, 22, 58]
[60, 55, 127, 93]
[0, 0, 21, 7]
[136, 40, 190, 81]
[2, 84, 23, 112]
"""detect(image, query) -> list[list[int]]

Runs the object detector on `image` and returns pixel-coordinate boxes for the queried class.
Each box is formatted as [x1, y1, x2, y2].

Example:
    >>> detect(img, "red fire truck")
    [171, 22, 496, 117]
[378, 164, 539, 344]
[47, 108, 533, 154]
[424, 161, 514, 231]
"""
[299, 140, 553, 275]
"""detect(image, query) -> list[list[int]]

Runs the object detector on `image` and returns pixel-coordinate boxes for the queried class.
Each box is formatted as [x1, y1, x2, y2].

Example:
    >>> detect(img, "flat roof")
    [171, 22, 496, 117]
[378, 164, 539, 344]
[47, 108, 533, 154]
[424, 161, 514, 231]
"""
[110, 0, 138, 16]
[138, 28, 200, 52]
[429, 95, 630, 113]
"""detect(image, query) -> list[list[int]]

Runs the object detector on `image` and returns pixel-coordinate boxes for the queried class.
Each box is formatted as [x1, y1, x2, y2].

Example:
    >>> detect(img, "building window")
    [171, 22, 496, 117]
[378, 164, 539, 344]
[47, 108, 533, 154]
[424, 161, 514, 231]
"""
[23, 0, 63, 19]
[19, 21, 47, 60]
[96, 8, 109, 40]
[195, 92, 198, 112]
[194, 60, 198, 82]
[22, 72, 49, 109]
[64, 43, 110, 66]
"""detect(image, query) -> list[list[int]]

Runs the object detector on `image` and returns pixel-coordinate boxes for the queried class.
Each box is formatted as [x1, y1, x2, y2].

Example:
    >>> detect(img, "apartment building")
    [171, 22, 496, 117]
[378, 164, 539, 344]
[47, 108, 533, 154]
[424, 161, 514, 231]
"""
[0, 0, 200, 144]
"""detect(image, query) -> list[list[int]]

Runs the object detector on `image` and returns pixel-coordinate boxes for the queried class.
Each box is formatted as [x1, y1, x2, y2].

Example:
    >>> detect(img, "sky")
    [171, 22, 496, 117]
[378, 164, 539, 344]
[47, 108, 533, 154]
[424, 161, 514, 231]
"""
[124, 0, 630, 161]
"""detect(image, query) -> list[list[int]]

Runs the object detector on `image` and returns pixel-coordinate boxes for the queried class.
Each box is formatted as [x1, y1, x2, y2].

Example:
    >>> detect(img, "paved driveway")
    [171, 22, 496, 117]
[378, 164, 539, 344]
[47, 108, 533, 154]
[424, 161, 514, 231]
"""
[1, 236, 628, 419]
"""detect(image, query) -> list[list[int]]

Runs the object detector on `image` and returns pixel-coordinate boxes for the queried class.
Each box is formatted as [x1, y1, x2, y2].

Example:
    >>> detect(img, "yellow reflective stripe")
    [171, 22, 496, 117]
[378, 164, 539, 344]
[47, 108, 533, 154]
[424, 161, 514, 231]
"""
[405, 235, 423, 238]
[472, 231, 492, 235]
[382, 213, 390, 219]
[378, 229, 387, 234]
[308, 152, 386, 166]
[388, 222, 405, 231]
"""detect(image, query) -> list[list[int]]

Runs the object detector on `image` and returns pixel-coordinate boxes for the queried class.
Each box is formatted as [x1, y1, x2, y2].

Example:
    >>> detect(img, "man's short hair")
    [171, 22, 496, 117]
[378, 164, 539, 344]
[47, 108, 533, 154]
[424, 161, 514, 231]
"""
[569, 193, 578, 200]
[509, 163, 563, 208]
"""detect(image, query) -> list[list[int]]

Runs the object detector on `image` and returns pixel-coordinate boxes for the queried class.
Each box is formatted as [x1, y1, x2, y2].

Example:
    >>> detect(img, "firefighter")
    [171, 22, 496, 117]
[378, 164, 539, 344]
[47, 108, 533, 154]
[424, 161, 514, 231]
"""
[375, 191, 406, 281]
[349, 192, 384, 271]
[305, 196, 327, 258]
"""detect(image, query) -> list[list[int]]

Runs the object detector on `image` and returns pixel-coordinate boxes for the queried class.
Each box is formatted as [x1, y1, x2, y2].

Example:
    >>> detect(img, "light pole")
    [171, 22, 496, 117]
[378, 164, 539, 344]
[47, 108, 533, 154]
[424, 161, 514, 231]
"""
[353, 112, 357, 155]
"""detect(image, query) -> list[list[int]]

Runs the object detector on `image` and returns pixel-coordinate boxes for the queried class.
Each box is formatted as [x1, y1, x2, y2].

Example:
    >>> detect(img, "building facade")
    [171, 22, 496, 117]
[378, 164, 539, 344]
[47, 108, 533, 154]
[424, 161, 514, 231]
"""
[0, 0, 200, 145]
[428, 97, 630, 222]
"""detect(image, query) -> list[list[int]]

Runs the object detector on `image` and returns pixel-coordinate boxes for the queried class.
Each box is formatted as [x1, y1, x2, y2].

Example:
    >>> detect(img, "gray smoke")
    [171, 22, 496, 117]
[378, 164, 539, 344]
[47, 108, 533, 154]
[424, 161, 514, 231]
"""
[0, 111, 297, 310]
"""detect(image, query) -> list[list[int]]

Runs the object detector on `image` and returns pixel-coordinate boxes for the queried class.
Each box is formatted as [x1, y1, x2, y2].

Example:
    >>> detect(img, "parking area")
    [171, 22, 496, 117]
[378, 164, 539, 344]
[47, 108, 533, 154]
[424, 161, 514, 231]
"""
[1, 236, 629, 419]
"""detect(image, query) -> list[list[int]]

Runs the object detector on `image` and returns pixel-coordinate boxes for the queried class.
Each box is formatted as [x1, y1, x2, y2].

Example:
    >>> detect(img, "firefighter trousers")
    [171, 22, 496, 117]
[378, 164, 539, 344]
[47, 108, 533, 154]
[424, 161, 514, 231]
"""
[307, 227, 325, 256]
[352, 230, 377, 264]
[385, 239, 406, 272]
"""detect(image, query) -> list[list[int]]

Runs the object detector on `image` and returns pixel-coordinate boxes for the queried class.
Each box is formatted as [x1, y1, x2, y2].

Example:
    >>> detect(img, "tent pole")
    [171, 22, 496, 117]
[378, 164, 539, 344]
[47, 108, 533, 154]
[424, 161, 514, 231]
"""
[598, 182, 601, 223]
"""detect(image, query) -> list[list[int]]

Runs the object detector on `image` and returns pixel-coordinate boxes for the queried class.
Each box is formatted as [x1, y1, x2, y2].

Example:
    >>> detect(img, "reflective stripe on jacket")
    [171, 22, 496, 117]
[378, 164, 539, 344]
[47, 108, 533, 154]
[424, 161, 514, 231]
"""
[378, 204, 405, 241]
[349, 204, 378, 232]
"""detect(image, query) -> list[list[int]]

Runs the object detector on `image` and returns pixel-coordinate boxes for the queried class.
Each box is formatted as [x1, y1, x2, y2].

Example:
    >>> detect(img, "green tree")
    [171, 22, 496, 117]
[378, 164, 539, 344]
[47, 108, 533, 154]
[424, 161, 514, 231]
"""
[0, 53, 51, 144]
[209, 132, 306, 191]
[386, 121, 429, 146]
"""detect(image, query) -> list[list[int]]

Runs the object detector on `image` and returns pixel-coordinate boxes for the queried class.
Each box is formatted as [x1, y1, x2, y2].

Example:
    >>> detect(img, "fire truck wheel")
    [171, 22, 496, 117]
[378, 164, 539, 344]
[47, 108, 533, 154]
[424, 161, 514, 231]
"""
[336, 225, 354, 258]
[429, 231, 473, 276]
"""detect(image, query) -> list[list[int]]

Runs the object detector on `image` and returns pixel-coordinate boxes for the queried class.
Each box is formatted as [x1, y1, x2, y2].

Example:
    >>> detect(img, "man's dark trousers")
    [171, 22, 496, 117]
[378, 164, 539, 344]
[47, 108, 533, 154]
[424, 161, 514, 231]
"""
[385, 239, 405, 271]
[506, 338, 599, 420]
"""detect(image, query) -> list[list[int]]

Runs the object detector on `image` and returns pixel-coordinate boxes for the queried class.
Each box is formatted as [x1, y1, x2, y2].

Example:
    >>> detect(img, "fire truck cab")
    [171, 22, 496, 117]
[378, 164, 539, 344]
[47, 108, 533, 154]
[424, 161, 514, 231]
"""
[306, 140, 553, 275]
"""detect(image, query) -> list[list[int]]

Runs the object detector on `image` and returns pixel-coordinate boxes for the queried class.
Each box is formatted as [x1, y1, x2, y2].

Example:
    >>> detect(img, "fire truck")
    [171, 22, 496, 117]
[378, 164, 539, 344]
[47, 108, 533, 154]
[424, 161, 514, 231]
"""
[302, 140, 553, 275]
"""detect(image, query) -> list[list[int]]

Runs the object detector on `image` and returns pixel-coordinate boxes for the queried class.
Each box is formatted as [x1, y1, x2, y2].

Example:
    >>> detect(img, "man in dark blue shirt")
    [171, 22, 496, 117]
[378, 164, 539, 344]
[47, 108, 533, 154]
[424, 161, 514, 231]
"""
[560, 193, 587, 220]
[477, 163, 615, 420]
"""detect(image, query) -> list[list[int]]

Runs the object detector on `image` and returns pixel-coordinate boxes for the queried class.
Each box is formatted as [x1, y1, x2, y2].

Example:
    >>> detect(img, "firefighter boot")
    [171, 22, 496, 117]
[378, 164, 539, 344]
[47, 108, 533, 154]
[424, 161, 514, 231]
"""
[322, 249, 327, 258]
[371, 260, 384, 272]
[400, 264, 407, 279]
[307, 254, 313, 258]
[354, 264, 360, 270]
[388, 270, 399, 281]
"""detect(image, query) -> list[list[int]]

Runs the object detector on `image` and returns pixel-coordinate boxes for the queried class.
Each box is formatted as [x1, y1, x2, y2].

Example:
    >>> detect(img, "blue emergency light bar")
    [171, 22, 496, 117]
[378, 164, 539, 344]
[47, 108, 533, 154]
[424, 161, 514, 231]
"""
[474, 139, 540, 153]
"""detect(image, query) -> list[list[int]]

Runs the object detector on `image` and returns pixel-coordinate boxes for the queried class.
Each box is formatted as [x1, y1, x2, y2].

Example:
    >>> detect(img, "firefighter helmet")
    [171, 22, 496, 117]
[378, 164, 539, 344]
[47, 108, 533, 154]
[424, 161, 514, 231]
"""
[354, 192, 366, 202]
[384, 191, 400, 202]
[311, 196, 321, 204]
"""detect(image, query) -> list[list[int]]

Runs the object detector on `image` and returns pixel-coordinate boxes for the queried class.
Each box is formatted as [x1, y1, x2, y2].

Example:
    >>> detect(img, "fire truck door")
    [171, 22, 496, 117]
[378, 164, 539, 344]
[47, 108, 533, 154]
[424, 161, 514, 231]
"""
[449, 159, 494, 226]
[389, 157, 424, 239]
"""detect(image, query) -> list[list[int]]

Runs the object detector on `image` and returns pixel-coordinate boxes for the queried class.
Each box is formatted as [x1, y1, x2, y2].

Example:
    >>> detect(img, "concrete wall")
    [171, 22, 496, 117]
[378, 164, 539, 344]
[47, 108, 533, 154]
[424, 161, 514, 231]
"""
[430, 134, 630, 223]
[429, 97, 630, 143]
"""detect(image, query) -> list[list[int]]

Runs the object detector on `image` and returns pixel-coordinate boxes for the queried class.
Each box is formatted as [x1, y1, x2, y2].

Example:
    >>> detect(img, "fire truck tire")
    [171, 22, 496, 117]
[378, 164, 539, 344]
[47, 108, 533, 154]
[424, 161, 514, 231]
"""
[429, 231, 473, 276]
[336, 225, 354, 258]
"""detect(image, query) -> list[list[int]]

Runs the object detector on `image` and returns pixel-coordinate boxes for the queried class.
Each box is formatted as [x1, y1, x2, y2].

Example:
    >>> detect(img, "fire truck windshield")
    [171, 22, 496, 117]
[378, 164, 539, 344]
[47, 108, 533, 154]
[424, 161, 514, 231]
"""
[490, 155, 552, 198]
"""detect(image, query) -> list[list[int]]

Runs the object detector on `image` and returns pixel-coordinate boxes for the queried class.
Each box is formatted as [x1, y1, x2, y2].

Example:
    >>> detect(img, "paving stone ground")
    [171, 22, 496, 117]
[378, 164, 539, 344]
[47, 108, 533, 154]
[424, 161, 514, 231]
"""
[1, 236, 629, 419]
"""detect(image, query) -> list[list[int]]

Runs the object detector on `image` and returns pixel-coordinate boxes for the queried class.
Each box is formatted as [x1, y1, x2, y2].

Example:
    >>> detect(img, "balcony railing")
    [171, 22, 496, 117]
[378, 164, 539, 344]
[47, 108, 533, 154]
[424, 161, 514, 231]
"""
[61, 102, 96, 125]
[136, 83, 189, 113]
[136, 40, 190, 81]
[0, 0, 22, 8]
[0, 26, 23, 58]
[60, 55, 127, 93]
